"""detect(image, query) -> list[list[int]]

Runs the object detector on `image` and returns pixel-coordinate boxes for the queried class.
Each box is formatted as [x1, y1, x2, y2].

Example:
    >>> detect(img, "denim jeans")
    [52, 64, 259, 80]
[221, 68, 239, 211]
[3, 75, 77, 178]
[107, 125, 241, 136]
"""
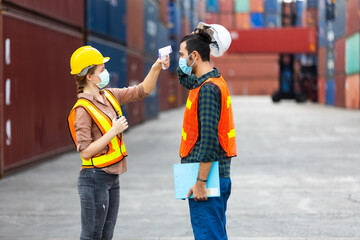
[188, 177, 231, 240]
[78, 168, 120, 240]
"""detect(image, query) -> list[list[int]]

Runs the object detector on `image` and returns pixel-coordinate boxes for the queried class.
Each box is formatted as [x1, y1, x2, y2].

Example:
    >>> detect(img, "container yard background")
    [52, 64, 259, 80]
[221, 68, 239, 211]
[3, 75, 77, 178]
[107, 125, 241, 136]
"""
[0, 0, 359, 178]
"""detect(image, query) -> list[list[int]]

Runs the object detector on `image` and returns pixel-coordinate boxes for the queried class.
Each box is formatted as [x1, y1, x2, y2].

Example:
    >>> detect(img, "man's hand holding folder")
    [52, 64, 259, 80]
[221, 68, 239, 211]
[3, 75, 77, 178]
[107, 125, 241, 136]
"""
[186, 161, 213, 201]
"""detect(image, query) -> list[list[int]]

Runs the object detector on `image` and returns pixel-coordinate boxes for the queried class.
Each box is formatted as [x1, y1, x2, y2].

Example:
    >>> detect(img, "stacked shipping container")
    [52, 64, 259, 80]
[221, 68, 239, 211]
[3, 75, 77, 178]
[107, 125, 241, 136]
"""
[205, 0, 279, 95]
[318, 0, 360, 109]
[0, 0, 194, 178]
[345, 0, 360, 109]
[0, 1, 83, 177]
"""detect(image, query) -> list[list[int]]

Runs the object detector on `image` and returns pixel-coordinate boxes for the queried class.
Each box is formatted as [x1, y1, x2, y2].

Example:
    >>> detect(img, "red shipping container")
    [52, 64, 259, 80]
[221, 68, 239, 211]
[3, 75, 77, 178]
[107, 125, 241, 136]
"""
[1, 13, 82, 175]
[159, 71, 176, 110]
[282, 2, 292, 16]
[235, 13, 250, 29]
[318, 78, 326, 104]
[345, 74, 360, 109]
[220, 13, 234, 30]
[219, 0, 234, 12]
[2, 0, 84, 27]
[318, 47, 326, 78]
[205, 13, 219, 24]
[212, 56, 279, 78]
[198, 0, 207, 21]
[306, 8, 318, 27]
[127, 0, 144, 51]
[335, 74, 346, 108]
[229, 28, 317, 53]
[126, 52, 145, 125]
[250, 0, 264, 13]
[334, 37, 346, 75]
[181, 17, 191, 37]
[346, 0, 360, 36]
[226, 78, 278, 95]
[159, 0, 168, 24]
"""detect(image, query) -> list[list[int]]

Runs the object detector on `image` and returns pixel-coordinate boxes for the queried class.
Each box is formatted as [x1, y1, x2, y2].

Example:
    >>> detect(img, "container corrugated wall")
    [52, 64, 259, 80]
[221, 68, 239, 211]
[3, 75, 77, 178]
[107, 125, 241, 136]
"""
[144, 0, 159, 56]
[1, 13, 82, 174]
[127, 0, 144, 51]
[144, 59, 159, 119]
[2, 0, 84, 27]
[126, 52, 145, 125]
[86, 0, 127, 43]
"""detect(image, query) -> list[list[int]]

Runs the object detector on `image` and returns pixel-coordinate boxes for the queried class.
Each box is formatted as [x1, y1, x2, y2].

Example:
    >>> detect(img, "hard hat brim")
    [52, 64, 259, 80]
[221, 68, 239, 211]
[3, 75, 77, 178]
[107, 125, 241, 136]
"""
[103, 57, 110, 63]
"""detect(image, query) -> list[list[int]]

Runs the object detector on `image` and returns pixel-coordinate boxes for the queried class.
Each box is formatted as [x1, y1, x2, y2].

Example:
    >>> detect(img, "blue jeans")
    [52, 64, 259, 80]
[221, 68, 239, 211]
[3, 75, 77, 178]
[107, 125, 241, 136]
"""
[78, 168, 120, 240]
[188, 177, 231, 240]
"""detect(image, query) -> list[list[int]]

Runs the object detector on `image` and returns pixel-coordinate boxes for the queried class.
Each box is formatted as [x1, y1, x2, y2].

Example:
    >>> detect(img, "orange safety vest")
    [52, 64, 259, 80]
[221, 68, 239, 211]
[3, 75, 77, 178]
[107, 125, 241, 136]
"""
[179, 75, 237, 158]
[68, 90, 127, 168]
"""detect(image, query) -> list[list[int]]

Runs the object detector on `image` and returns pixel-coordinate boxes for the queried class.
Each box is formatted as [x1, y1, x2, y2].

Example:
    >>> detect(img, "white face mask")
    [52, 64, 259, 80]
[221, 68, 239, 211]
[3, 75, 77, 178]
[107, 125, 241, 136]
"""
[96, 69, 110, 89]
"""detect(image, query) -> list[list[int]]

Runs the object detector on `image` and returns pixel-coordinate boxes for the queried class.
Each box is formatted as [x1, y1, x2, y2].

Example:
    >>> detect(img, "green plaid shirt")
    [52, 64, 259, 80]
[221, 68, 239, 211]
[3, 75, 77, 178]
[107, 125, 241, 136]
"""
[177, 67, 232, 178]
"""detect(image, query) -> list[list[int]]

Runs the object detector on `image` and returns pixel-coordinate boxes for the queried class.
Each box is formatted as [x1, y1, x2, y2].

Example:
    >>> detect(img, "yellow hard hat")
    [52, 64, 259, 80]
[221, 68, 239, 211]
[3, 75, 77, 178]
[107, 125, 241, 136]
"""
[70, 46, 110, 75]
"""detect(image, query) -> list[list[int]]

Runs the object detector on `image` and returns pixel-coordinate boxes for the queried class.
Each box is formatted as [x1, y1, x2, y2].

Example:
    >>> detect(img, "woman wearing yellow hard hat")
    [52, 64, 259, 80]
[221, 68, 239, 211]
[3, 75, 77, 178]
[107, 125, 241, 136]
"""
[67, 46, 169, 240]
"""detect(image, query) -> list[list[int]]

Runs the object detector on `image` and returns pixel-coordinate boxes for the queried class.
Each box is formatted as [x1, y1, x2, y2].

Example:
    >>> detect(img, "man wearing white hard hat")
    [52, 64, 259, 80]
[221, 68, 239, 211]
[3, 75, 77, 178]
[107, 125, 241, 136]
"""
[177, 23, 237, 240]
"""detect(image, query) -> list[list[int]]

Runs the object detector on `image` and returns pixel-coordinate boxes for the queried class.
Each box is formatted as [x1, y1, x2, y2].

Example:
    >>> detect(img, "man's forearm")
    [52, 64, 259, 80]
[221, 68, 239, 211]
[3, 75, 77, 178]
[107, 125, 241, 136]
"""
[197, 161, 213, 181]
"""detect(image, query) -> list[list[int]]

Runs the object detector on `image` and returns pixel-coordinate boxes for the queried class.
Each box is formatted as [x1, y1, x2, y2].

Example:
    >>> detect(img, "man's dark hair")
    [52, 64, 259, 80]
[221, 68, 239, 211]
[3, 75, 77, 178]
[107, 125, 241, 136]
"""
[181, 29, 212, 62]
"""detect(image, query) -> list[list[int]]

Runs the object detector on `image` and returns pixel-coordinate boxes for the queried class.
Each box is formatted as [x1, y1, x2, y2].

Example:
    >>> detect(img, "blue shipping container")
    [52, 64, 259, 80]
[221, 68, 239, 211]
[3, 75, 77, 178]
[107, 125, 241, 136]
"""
[318, 0, 326, 47]
[264, 0, 281, 13]
[325, 80, 335, 105]
[144, 0, 159, 56]
[168, 1, 182, 37]
[264, 13, 281, 28]
[307, 0, 318, 8]
[326, 48, 335, 79]
[326, 21, 335, 49]
[88, 36, 128, 117]
[333, 0, 346, 39]
[169, 39, 180, 73]
[250, 13, 264, 28]
[190, 6, 199, 31]
[144, 59, 159, 119]
[206, 0, 219, 13]
[295, 0, 304, 27]
[181, 0, 191, 19]
[87, 0, 127, 43]
[158, 23, 169, 50]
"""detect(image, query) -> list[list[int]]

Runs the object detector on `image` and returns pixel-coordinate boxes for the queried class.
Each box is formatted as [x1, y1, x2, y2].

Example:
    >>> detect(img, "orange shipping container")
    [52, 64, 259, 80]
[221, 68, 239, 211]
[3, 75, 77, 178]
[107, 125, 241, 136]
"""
[220, 13, 234, 30]
[345, 74, 360, 109]
[250, 0, 264, 12]
[235, 13, 250, 29]
[318, 78, 326, 104]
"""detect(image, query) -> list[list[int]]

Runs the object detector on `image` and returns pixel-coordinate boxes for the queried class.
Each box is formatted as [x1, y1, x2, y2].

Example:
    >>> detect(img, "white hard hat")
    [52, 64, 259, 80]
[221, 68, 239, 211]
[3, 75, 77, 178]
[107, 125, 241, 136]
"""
[196, 22, 232, 57]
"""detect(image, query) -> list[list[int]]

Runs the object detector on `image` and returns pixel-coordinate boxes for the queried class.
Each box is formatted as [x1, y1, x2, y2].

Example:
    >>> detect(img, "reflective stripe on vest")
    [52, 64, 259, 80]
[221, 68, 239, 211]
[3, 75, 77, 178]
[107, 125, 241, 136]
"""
[179, 75, 237, 158]
[67, 90, 127, 168]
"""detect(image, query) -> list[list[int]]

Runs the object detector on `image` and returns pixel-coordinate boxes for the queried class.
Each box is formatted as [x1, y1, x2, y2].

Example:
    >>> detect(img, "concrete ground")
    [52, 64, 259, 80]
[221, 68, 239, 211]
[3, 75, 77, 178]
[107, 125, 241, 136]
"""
[1, 96, 360, 240]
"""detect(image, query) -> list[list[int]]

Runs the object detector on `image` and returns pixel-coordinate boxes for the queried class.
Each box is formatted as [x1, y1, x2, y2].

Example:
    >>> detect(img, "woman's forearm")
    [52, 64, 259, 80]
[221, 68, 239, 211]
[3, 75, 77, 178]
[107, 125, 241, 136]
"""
[142, 65, 161, 94]
[80, 128, 117, 160]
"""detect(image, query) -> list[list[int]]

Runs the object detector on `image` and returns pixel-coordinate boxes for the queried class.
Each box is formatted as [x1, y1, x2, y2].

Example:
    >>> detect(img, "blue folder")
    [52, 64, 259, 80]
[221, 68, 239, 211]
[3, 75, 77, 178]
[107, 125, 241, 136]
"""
[173, 161, 220, 199]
